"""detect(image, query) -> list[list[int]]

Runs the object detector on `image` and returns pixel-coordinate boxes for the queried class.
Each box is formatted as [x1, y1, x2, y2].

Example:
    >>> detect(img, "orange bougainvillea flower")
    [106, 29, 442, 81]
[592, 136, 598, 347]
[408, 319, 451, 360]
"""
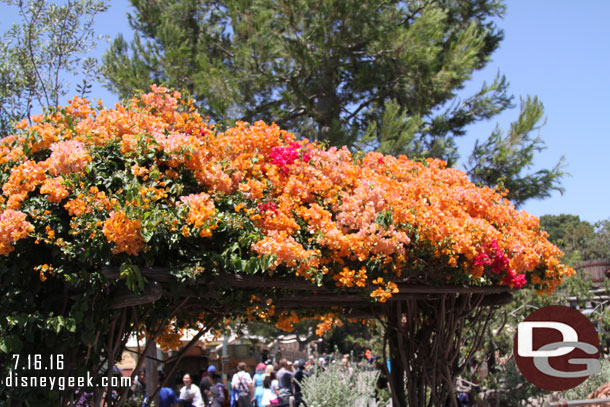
[45, 140, 91, 176]
[0, 85, 572, 299]
[275, 311, 301, 332]
[180, 193, 216, 229]
[102, 211, 145, 256]
[2, 160, 47, 209]
[315, 314, 344, 336]
[40, 177, 69, 203]
[0, 209, 34, 255]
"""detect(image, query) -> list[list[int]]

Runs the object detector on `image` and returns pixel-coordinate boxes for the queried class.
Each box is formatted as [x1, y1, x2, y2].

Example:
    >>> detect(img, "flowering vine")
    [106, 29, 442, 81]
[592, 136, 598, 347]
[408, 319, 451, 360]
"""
[0, 85, 574, 338]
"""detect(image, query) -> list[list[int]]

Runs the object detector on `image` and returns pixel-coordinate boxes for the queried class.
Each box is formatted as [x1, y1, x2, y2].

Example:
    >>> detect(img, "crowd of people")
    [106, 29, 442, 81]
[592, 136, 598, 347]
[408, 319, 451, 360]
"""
[129, 357, 315, 407]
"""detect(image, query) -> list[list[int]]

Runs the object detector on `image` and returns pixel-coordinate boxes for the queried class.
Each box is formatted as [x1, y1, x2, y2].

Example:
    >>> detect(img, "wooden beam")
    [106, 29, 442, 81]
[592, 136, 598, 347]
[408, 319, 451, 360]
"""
[102, 264, 513, 311]
[102, 267, 511, 295]
[108, 281, 163, 309]
[273, 293, 513, 310]
[102, 267, 173, 282]
[479, 292, 514, 307]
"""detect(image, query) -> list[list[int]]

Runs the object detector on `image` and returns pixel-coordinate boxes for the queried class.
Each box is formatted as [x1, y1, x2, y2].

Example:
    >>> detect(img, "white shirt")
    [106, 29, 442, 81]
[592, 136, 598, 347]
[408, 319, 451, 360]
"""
[261, 387, 277, 406]
[231, 371, 253, 393]
[179, 383, 204, 407]
[270, 379, 279, 395]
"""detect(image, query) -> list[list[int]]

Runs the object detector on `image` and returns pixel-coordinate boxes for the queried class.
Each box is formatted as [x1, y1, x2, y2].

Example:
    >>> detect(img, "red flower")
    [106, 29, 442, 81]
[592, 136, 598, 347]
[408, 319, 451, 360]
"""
[474, 253, 491, 267]
[269, 142, 311, 173]
[257, 201, 278, 215]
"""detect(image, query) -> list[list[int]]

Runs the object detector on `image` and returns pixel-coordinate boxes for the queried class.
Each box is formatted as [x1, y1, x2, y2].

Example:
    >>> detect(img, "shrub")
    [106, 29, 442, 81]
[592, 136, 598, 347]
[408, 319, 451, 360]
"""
[301, 361, 380, 407]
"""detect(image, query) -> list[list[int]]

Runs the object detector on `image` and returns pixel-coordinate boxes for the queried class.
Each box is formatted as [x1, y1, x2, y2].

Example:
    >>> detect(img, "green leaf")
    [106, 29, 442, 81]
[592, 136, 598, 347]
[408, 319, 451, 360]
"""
[120, 263, 147, 293]
[141, 226, 155, 243]
[375, 210, 393, 229]
[0, 335, 22, 353]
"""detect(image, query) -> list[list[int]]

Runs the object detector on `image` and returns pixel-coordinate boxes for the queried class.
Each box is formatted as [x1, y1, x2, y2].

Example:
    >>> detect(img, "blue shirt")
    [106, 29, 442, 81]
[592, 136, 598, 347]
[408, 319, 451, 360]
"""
[159, 387, 178, 407]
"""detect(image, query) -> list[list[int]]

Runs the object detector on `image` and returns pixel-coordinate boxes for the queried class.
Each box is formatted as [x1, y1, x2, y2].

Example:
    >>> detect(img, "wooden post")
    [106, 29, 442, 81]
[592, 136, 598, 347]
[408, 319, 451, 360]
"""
[387, 302, 407, 407]
[145, 339, 159, 407]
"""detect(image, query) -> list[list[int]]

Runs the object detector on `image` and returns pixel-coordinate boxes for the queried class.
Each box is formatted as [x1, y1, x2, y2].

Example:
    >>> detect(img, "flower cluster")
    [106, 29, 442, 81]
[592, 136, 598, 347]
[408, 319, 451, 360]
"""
[473, 240, 526, 288]
[334, 267, 367, 288]
[3, 160, 47, 209]
[474, 240, 508, 274]
[34, 264, 54, 282]
[46, 140, 91, 176]
[0, 209, 34, 255]
[275, 311, 301, 332]
[40, 177, 69, 203]
[180, 193, 216, 237]
[156, 324, 186, 352]
[314, 314, 343, 336]
[102, 211, 145, 256]
[269, 142, 311, 174]
[0, 85, 573, 306]
[257, 201, 278, 215]
[246, 296, 276, 321]
[371, 278, 400, 303]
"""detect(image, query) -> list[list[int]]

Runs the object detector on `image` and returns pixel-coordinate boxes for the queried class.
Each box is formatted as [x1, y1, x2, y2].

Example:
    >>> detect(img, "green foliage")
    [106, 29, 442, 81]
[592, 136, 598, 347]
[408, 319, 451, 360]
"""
[301, 359, 380, 407]
[467, 96, 566, 207]
[586, 219, 610, 260]
[105, 0, 506, 154]
[103, 0, 567, 205]
[540, 214, 610, 265]
[0, 0, 108, 136]
[540, 214, 595, 266]
[485, 356, 610, 404]
[120, 263, 146, 293]
[559, 358, 610, 401]
[471, 273, 597, 405]
[0, 250, 115, 405]
[319, 321, 376, 357]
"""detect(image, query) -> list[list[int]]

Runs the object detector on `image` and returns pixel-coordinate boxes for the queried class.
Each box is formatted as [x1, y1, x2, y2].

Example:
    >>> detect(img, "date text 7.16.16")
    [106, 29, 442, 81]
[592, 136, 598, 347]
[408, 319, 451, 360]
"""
[12, 354, 64, 371]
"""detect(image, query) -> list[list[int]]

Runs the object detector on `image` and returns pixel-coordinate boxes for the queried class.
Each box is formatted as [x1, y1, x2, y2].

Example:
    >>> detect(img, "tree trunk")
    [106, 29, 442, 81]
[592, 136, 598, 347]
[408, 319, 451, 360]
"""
[384, 295, 494, 407]
[389, 328, 407, 407]
[146, 340, 159, 407]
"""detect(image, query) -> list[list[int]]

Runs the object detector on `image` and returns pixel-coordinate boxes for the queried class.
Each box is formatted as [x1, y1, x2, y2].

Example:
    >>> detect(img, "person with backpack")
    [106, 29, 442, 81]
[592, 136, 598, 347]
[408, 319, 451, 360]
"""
[231, 362, 253, 407]
[207, 372, 228, 407]
[276, 359, 293, 405]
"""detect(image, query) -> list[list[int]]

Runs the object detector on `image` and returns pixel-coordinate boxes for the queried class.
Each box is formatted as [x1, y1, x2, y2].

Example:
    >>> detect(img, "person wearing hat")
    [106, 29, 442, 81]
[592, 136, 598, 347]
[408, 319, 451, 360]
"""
[200, 365, 218, 406]
[253, 363, 266, 407]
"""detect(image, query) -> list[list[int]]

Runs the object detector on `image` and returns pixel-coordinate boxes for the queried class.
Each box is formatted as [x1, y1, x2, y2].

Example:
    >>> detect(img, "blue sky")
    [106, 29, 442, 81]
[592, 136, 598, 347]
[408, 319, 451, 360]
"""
[2, 1, 608, 223]
[456, 1, 610, 224]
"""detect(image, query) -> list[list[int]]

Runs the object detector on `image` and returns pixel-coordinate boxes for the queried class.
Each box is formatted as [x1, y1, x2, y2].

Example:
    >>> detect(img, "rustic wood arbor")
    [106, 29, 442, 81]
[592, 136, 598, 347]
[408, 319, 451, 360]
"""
[102, 267, 513, 407]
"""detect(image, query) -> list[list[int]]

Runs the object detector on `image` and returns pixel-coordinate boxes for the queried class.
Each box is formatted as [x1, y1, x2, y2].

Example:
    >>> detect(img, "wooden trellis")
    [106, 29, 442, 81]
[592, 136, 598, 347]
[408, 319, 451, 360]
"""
[101, 267, 513, 407]
[102, 267, 513, 310]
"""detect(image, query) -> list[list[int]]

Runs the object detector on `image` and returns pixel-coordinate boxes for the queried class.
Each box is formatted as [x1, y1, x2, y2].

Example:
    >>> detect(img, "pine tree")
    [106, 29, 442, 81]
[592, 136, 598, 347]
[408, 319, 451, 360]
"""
[103, 0, 565, 205]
